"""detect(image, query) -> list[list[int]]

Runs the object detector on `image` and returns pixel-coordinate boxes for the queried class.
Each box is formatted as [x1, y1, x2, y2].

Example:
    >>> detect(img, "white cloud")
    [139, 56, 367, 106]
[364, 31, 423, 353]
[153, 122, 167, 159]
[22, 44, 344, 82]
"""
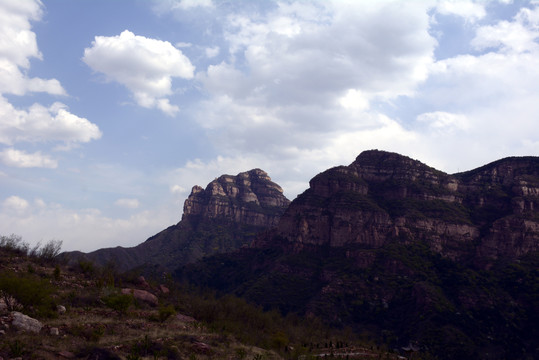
[417, 111, 470, 134]
[167, 112, 420, 200]
[0, 97, 102, 146]
[176, 42, 192, 48]
[471, 6, 539, 53]
[0, 195, 177, 252]
[189, 0, 437, 181]
[153, 0, 214, 14]
[436, 1, 486, 22]
[205, 46, 219, 58]
[0, 0, 66, 96]
[2, 195, 29, 214]
[83, 30, 195, 116]
[0, 148, 58, 168]
[114, 198, 140, 209]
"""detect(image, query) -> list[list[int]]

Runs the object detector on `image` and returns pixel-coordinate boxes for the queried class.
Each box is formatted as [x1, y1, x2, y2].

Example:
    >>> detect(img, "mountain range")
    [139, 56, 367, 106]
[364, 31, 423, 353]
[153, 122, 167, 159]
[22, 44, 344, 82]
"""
[68, 150, 539, 359]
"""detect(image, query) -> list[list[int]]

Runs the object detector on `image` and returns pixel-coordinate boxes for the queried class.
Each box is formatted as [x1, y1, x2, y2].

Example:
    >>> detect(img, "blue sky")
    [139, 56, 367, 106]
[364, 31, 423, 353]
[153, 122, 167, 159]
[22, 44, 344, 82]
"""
[1, 0, 538, 252]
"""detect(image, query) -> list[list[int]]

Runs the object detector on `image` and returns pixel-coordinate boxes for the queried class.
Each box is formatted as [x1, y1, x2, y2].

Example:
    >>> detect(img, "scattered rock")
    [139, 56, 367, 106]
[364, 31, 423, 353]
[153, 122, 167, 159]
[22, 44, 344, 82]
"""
[11, 311, 43, 333]
[159, 284, 170, 294]
[0, 329, 5, 335]
[192, 341, 212, 354]
[57, 305, 66, 314]
[58, 350, 75, 358]
[121, 288, 158, 306]
[137, 276, 150, 288]
[50, 327, 59, 336]
[177, 313, 196, 322]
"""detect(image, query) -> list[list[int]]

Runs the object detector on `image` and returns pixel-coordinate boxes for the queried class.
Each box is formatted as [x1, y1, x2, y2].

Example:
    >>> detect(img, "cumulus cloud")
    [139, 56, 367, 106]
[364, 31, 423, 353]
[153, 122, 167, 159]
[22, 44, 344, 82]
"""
[471, 6, 539, 53]
[189, 0, 437, 179]
[0, 148, 58, 168]
[2, 195, 29, 214]
[0, 97, 102, 147]
[436, 1, 486, 22]
[0, 0, 99, 168]
[83, 30, 195, 116]
[0, 0, 66, 96]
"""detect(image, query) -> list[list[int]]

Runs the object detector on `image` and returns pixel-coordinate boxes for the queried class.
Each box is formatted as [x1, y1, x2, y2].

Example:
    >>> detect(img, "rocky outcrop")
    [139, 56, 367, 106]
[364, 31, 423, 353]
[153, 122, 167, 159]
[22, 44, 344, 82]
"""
[121, 288, 158, 306]
[65, 169, 290, 271]
[276, 150, 539, 263]
[182, 168, 289, 227]
[11, 311, 43, 333]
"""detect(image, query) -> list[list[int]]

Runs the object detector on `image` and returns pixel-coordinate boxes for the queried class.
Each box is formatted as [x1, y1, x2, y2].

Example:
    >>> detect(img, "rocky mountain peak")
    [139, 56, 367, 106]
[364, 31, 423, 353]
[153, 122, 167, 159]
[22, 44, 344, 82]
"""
[182, 169, 290, 227]
[278, 150, 539, 263]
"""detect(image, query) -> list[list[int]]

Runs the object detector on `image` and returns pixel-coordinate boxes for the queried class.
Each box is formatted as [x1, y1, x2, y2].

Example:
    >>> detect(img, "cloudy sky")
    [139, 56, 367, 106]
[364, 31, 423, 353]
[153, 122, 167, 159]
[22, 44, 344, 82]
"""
[1, 0, 538, 252]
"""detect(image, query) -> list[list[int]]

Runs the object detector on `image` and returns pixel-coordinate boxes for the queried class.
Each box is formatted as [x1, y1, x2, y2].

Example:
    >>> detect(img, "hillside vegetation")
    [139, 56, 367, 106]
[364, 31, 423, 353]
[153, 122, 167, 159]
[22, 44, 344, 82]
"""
[0, 235, 403, 360]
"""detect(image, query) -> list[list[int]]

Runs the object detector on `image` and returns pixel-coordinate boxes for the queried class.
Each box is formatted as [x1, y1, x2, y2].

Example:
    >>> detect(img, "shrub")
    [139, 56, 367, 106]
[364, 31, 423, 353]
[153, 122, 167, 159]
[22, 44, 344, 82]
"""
[0, 234, 28, 255]
[0, 270, 56, 317]
[102, 292, 133, 314]
[35, 239, 63, 262]
[158, 304, 176, 322]
[78, 260, 96, 277]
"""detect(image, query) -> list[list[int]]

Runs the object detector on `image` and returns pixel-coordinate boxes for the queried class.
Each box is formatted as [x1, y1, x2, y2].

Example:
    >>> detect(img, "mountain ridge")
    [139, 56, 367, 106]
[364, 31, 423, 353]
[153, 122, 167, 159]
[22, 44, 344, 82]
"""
[175, 150, 539, 359]
[65, 168, 290, 271]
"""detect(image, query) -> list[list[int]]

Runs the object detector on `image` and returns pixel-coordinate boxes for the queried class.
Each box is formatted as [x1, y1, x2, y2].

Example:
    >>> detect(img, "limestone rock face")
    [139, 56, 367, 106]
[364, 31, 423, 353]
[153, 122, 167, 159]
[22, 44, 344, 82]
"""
[182, 168, 289, 227]
[277, 150, 539, 263]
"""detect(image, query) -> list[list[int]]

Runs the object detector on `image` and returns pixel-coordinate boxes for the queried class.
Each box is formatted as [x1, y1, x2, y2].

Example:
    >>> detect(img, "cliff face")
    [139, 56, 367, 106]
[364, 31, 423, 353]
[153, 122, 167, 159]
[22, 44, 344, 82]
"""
[276, 150, 539, 263]
[178, 151, 539, 359]
[182, 168, 289, 227]
[66, 169, 289, 271]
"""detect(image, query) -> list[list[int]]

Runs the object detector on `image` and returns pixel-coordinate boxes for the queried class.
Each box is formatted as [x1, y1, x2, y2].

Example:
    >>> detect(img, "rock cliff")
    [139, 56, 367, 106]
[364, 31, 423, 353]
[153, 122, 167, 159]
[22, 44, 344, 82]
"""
[182, 168, 289, 227]
[66, 169, 289, 271]
[275, 150, 539, 264]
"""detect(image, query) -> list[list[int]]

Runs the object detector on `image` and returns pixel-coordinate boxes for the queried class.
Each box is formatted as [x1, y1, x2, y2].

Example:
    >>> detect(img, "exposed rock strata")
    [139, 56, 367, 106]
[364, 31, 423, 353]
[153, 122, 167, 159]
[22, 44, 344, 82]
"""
[276, 150, 539, 263]
[66, 169, 289, 271]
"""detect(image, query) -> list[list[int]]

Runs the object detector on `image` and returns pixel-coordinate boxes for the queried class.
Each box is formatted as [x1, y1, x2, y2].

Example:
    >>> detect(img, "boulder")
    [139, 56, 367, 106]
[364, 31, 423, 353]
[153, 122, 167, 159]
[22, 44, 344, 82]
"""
[57, 305, 66, 314]
[121, 288, 158, 306]
[11, 311, 43, 333]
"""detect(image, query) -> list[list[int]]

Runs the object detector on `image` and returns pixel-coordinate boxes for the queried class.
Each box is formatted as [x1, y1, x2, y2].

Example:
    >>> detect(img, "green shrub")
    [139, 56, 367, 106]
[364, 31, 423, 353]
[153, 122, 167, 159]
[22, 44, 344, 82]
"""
[102, 292, 133, 314]
[0, 270, 56, 316]
[53, 265, 61, 280]
[158, 304, 176, 322]
[78, 260, 96, 277]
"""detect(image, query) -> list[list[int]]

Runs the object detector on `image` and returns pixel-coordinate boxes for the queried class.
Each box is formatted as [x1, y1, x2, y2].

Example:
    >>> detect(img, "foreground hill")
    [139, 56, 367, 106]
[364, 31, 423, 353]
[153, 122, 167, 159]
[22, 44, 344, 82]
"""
[177, 150, 539, 360]
[66, 169, 290, 271]
[0, 240, 402, 360]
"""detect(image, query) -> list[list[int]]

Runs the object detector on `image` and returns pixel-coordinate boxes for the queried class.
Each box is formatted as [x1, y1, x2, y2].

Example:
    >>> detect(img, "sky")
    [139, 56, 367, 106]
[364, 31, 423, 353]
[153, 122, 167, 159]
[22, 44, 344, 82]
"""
[1, 0, 539, 252]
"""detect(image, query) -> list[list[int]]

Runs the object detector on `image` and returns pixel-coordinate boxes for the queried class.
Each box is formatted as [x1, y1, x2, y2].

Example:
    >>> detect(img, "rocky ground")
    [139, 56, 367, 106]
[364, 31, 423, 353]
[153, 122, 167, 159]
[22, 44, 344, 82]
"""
[0, 248, 402, 360]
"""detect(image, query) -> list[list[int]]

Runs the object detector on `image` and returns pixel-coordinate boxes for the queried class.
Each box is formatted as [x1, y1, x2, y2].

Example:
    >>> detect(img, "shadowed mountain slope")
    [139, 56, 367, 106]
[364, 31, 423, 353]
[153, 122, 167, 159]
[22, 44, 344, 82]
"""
[178, 150, 539, 360]
[66, 169, 290, 271]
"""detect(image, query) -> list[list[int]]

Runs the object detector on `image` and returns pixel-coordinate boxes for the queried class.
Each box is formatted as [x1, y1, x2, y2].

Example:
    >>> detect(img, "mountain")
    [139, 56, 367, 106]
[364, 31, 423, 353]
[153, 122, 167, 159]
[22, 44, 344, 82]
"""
[66, 169, 290, 271]
[273, 150, 539, 264]
[177, 150, 539, 359]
